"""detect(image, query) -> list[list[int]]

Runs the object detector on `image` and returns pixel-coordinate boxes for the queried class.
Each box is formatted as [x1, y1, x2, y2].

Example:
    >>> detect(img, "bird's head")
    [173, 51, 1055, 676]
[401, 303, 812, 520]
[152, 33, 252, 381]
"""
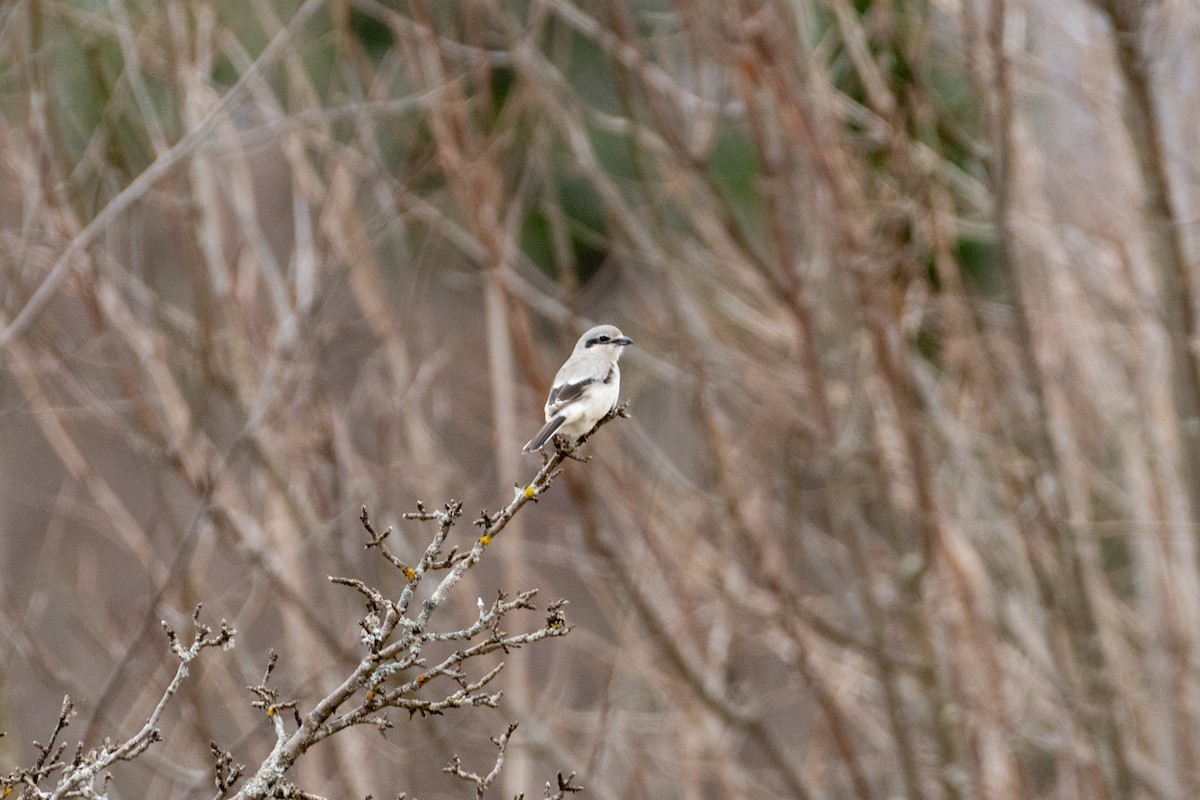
[575, 324, 633, 358]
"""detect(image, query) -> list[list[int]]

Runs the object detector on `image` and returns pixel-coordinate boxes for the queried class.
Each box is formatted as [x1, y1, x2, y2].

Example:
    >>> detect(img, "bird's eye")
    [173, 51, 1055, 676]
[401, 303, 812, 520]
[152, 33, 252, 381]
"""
[598, 335, 610, 343]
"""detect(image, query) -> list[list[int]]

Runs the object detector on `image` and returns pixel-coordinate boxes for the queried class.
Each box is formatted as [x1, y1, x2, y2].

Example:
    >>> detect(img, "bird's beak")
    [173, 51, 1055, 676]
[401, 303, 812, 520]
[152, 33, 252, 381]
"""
[615, 336, 633, 346]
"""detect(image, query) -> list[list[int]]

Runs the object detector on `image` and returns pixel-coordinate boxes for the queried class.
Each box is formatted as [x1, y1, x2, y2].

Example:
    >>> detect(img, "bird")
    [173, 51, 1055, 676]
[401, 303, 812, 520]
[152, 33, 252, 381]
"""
[522, 324, 633, 453]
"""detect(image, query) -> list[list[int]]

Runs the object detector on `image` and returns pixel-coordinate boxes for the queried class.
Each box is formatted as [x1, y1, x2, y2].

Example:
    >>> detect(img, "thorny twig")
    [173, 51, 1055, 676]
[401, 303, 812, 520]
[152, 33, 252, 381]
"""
[1, 606, 235, 799]
[444, 722, 519, 799]
[543, 771, 584, 800]
[210, 740, 246, 799]
[229, 408, 626, 798]
[2, 409, 623, 800]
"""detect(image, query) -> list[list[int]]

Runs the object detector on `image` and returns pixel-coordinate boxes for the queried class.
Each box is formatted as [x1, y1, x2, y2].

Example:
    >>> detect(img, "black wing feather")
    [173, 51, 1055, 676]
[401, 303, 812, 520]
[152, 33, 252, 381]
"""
[547, 377, 595, 410]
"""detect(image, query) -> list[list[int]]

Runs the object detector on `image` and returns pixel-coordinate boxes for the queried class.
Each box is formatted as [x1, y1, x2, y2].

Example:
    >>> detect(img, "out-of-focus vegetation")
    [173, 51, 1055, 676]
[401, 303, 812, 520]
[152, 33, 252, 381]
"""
[3, 0, 1200, 798]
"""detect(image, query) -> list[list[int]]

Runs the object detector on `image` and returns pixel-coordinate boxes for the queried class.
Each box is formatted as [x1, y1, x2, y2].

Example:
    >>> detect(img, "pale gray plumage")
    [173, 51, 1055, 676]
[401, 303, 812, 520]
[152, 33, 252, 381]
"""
[522, 324, 633, 452]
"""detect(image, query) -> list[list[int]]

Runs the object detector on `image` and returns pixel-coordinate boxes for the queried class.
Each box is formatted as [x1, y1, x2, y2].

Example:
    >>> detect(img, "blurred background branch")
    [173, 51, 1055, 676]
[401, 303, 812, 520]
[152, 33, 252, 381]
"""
[3, 0, 1200, 798]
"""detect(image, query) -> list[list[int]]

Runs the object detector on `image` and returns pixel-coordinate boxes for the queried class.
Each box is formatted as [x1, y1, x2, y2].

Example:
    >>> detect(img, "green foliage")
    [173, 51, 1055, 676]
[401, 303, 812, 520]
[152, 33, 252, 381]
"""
[521, 175, 609, 283]
[955, 235, 1003, 296]
[350, 6, 393, 64]
[706, 125, 766, 241]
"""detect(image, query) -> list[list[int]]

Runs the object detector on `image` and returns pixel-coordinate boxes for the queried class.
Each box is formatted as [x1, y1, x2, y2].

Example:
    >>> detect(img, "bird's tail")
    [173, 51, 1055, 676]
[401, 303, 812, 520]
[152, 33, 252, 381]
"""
[522, 416, 565, 453]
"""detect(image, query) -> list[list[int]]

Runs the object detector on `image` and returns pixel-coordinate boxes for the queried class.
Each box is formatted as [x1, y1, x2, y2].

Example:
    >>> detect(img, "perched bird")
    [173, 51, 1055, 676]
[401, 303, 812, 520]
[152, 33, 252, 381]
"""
[522, 324, 633, 453]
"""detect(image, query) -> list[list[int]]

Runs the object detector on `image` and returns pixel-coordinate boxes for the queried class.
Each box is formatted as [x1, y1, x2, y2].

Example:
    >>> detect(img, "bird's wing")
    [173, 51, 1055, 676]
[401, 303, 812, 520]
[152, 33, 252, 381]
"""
[546, 365, 616, 416]
[546, 377, 594, 415]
